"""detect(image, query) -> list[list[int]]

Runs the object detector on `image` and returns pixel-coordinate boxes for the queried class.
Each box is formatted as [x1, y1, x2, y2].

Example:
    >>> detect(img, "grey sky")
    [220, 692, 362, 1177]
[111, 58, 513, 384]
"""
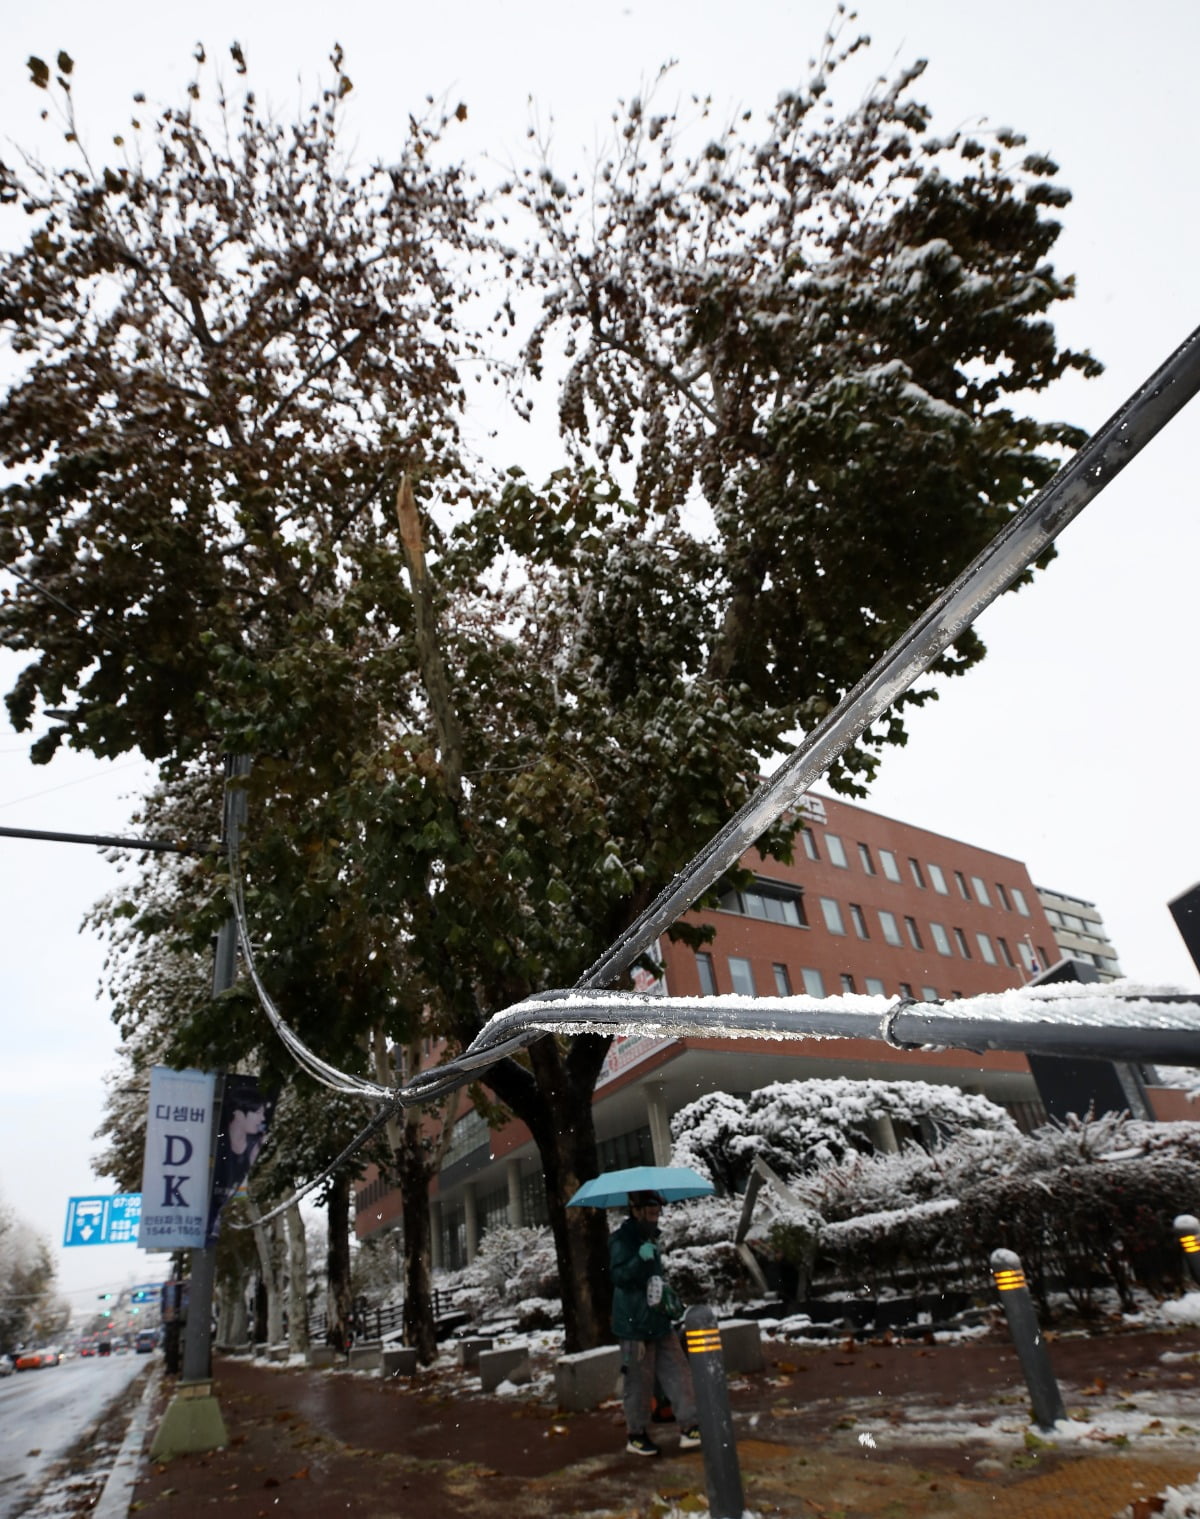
[2, 0, 1198, 1306]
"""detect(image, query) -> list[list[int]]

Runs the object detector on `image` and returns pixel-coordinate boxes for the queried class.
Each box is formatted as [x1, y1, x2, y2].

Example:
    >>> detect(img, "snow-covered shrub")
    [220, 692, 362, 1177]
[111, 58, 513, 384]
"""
[657, 1197, 752, 1306]
[514, 1296, 562, 1331]
[819, 1198, 963, 1297]
[663, 1242, 747, 1305]
[438, 1225, 559, 1323]
[804, 1113, 1200, 1312]
[670, 1077, 1017, 1195]
[658, 1196, 744, 1250]
[670, 1091, 752, 1194]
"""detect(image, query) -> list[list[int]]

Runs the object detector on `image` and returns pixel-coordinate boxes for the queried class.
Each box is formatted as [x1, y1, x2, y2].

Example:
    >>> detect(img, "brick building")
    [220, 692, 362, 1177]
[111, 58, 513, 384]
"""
[353, 791, 1146, 1268]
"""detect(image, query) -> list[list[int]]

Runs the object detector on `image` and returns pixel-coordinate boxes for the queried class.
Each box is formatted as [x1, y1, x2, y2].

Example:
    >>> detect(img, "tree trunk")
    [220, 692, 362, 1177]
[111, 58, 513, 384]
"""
[395, 1110, 438, 1363]
[325, 1170, 354, 1351]
[250, 1203, 287, 1346]
[485, 1033, 612, 1352]
[286, 1203, 310, 1355]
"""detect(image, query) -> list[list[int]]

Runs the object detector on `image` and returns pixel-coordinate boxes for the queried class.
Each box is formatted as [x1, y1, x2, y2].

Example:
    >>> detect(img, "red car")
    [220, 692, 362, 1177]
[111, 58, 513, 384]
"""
[14, 1348, 58, 1370]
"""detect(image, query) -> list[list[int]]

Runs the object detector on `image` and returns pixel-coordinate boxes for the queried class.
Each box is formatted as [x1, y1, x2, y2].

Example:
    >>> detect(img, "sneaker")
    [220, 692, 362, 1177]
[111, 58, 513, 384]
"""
[626, 1431, 661, 1457]
[678, 1424, 702, 1451]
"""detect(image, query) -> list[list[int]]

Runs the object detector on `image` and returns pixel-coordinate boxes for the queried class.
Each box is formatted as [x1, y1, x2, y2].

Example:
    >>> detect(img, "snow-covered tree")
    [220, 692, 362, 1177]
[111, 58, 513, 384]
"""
[672, 1077, 1016, 1192]
[2, 32, 1094, 1350]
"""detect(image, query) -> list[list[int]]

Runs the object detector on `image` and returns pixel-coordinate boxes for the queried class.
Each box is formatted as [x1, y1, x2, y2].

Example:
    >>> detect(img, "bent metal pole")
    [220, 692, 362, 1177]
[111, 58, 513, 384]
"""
[581, 322, 1200, 994]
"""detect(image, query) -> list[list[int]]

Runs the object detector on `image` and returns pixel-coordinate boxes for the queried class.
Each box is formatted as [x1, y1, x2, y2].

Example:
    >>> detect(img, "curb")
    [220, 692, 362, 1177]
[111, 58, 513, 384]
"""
[93, 1363, 162, 1519]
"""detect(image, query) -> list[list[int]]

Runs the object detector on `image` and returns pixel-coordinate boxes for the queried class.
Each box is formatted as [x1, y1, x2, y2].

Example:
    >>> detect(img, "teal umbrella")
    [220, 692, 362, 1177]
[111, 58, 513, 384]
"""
[567, 1165, 714, 1208]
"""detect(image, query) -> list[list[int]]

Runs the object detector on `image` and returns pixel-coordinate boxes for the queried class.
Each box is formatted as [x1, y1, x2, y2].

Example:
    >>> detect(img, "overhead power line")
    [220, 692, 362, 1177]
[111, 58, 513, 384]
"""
[232, 319, 1200, 1229]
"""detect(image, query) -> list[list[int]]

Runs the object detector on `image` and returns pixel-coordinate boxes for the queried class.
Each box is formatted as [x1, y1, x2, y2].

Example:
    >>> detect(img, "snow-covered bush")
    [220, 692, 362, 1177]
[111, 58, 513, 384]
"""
[805, 1113, 1200, 1312]
[658, 1196, 752, 1306]
[437, 1225, 560, 1322]
[671, 1077, 1017, 1194]
[671, 1091, 752, 1195]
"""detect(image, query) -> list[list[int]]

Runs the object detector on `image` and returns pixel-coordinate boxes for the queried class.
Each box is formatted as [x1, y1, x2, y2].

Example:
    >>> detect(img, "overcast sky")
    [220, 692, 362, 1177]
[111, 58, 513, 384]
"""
[2, 0, 1198, 1310]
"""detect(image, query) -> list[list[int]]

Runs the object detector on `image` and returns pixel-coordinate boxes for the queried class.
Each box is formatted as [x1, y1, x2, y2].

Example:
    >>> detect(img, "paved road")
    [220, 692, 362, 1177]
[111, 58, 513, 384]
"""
[0, 1353, 144, 1517]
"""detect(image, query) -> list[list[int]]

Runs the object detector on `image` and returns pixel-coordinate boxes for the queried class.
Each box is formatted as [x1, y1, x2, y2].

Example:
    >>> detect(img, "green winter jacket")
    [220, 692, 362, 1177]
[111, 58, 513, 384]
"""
[609, 1215, 676, 1341]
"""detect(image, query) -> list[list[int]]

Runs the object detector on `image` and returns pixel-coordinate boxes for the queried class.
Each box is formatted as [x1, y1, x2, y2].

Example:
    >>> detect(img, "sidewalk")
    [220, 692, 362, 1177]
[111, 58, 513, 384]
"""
[120, 1322, 1200, 1517]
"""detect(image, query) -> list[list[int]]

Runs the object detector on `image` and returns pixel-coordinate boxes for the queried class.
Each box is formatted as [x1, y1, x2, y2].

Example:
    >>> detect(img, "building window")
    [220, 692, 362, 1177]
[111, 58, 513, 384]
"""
[801, 828, 820, 862]
[717, 879, 807, 926]
[772, 963, 792, 996]
[921, 986, 939, 1001]
[1038, 944, 1052, 968]
[909, 858, 926, 889]
[443, 1108, 490, 1167]
[480, 1187, 511, 1236]
[826, 833, 848, 868]
[1012, 887, 1031, 916]
[996, 882, 1012, 911]
[879, 849, 902, 883]
[801, 967, 826, 997]
[728, 956, 756, 996]
[865, 976, 886, 996]
[996, 936, 1015, 968]
[696, 952, 717, 995]
[904, 916, 923, 950]
[953, 927, 972, 958]
[954, 870, 970, 901]
[898, 982, 915, 999]
[928, 863, 949, 894]
[975, 932, 998, 965]
[971, 876, 991, 907]
[930, 922, 952, 956]
[840, 973, 856, 994]
[878, 909, 903, 947]
[1018, 940, 1037, 972]
[849, 903, 869, 939]
[857, 842, 876, 874]
[520, 1170, 549, 1226]
[820, 897, 845, 935]
[599, 1126, 655, 1172]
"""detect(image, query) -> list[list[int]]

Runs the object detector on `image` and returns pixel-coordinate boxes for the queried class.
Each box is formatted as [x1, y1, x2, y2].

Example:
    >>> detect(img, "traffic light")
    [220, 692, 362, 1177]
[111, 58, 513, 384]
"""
[97, 1292, 114, 1302]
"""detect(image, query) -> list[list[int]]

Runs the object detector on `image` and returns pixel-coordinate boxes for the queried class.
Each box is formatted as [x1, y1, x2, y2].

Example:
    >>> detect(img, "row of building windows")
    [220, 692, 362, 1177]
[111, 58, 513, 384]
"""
[716, 883, 1049, 972]
[802, 829, 1031, 915]
[1043, 905, 1110, 942]
[698, 948, 962, 1003]
[699, 937, 1054, 999]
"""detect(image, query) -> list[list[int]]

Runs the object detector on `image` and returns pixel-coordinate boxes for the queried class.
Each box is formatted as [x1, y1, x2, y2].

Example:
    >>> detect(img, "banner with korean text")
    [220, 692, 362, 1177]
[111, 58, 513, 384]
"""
[137, 1066, 218, 1250]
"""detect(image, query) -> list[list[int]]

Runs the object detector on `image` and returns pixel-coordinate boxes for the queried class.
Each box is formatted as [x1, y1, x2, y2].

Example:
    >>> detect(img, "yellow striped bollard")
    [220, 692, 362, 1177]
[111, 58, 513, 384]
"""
[990, 1248, 1066, 1431]
[683, 1304, 745, 1518]
[1174, 1214, 1200, 1287]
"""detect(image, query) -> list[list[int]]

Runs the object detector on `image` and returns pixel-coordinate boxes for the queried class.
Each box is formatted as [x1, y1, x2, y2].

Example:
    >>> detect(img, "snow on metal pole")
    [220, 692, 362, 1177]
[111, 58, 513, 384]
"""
[683, 1304, 745, 1519]
[990, 1249, 1066, 1432]
[581, 322, 1200, 994]
[1173, 1214, 1200, 1288]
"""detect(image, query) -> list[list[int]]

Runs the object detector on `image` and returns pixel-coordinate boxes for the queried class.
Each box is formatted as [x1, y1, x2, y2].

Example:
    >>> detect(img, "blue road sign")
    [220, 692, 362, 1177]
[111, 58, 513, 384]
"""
[63, 1194, 142, 1247]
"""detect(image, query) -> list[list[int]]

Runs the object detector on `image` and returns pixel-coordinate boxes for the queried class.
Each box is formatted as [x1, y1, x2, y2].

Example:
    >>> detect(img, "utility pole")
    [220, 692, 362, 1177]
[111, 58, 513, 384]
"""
[151, 754, 250, 1459]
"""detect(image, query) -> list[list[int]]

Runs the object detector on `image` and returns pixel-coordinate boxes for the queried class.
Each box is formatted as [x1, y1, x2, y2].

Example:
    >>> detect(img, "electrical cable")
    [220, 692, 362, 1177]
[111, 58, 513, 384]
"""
[223, 320, 1200, 1215]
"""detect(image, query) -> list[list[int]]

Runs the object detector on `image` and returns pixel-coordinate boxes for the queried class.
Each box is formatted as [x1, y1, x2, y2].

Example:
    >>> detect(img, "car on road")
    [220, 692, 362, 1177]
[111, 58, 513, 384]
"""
[0, 1353, 14, 1377]
[134, 1329, 158, 1354]
[14, 1347, 59, 1370]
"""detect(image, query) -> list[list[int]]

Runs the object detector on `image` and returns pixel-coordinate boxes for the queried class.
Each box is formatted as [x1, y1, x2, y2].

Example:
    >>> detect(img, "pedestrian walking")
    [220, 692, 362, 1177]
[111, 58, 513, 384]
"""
[609, 1189, 701, 1457]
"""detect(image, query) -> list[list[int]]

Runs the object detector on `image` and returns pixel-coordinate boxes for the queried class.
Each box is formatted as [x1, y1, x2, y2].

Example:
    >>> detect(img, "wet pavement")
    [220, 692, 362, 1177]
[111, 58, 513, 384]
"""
[117, 1321, 1200, 1516]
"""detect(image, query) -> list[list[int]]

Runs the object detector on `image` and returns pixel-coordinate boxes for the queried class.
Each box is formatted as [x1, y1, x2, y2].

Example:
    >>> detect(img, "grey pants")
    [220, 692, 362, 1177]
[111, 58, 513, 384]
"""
[620, 1332, 697, 1434]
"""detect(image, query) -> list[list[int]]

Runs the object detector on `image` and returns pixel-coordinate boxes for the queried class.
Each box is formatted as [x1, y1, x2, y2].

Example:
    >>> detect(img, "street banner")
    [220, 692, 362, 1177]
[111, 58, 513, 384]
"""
[62, 1193, 142, 1247]
[206, 1073, 275, 1244]
[137, 1066, 218, 1250]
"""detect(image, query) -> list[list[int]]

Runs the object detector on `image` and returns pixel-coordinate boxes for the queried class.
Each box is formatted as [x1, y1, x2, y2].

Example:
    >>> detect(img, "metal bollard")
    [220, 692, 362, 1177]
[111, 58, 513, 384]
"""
[1174, 1214, 1200, 1287]
[990, 1248, 1066, 1432]
[683, 1305, 745, 1519]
